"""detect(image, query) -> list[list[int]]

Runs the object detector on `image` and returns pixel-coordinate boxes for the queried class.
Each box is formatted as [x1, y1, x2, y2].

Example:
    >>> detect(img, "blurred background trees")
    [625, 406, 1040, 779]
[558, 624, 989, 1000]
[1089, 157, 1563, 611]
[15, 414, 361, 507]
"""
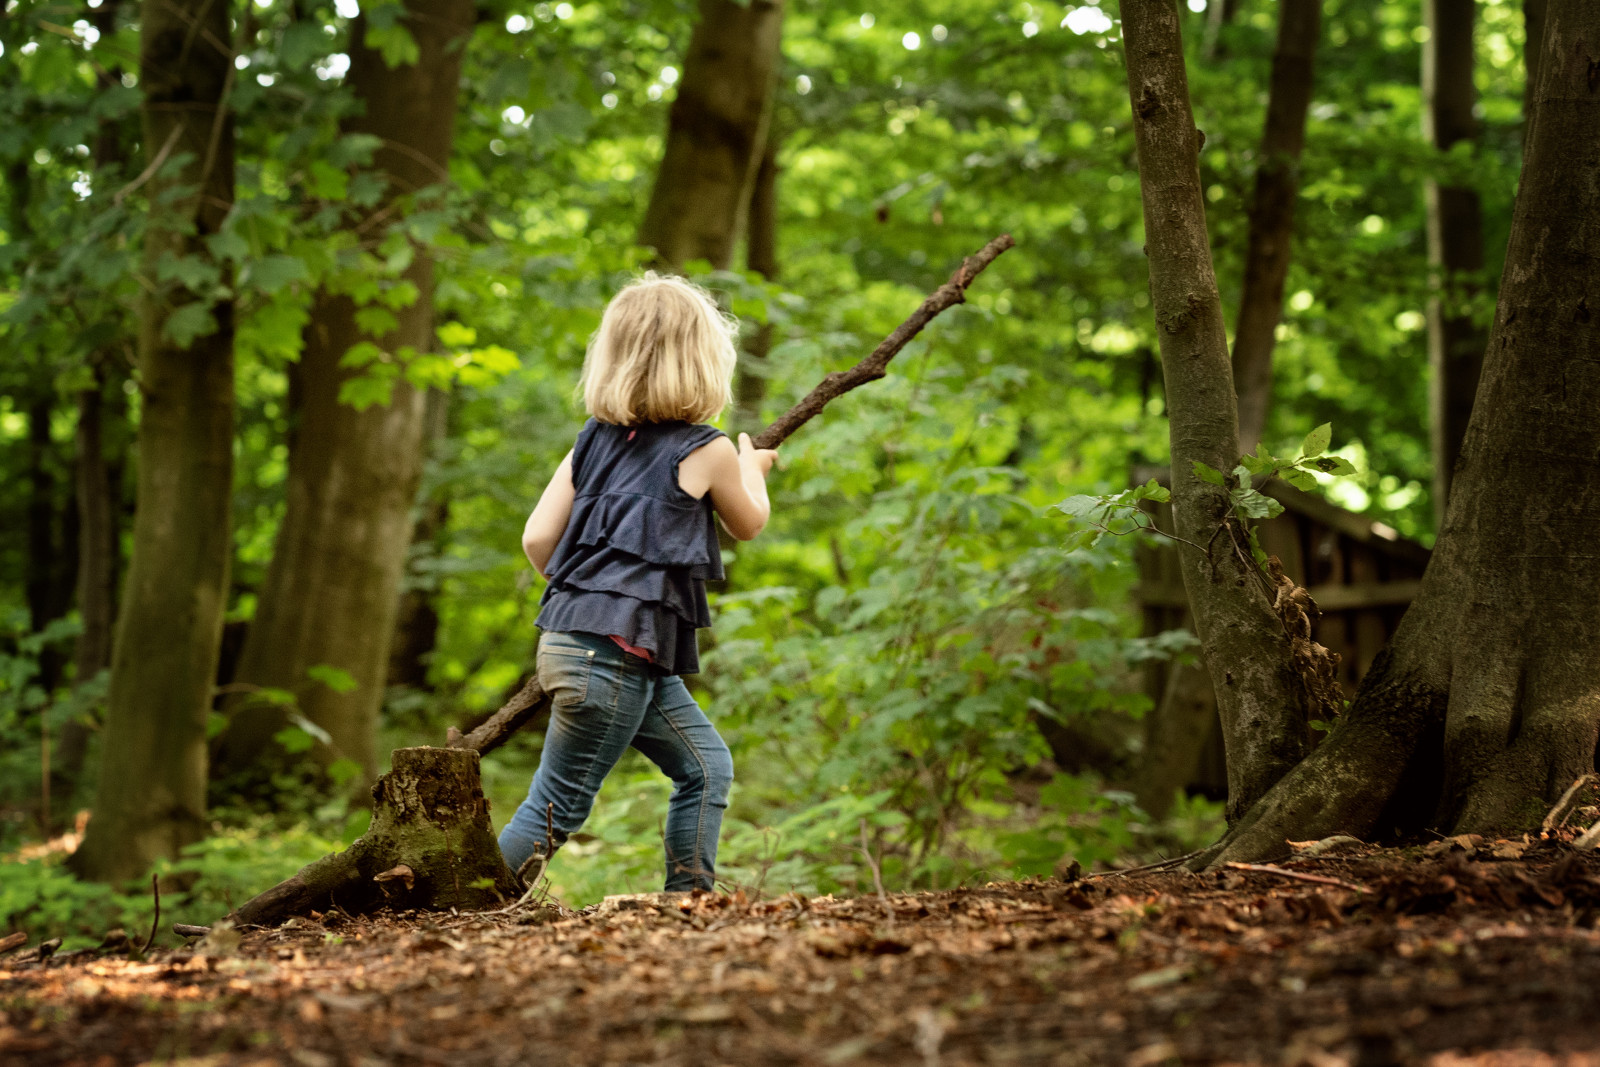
[0, 0, 1551, 937]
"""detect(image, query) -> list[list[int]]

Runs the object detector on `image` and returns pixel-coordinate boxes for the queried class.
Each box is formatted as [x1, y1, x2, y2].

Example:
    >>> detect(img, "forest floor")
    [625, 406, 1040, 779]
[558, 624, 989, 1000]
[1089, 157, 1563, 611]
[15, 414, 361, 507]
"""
[4, 840, 1600, 1067]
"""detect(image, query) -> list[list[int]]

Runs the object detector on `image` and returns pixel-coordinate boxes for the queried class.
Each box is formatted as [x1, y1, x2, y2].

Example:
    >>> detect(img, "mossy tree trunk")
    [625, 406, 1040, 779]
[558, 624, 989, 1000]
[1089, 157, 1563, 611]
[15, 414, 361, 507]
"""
[638, 0, 784, 270]
[230, 748, 519, 925]
[72, 0, 235, 883]
[214, 0, 475, 791]
[1210, 0, 1600, 863]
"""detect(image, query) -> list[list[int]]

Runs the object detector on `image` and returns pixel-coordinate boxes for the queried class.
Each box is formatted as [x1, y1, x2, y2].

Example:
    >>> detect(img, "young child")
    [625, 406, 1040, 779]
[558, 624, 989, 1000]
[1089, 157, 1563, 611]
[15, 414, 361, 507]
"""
[499, 273, 779, 893]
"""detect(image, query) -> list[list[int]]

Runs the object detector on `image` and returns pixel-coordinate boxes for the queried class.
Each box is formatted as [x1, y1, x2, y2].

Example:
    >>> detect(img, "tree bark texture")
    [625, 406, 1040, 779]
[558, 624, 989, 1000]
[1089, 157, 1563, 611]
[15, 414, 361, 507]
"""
[638, 0, 784, 270]
[229, 748, 519, 926]
[72, 0, 235, 883]
[1231, 0, 1323, 451]
[1424, 0, 1489, 523]
[1121, 0, 1315, 824]
[215, 0, 474, 789]
[1210, 0, 1600, 863]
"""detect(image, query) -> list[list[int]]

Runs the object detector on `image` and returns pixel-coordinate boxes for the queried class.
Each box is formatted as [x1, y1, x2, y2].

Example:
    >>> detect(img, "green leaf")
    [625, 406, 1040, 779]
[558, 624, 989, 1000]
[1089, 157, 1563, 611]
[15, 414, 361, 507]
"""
[1191, 461, 1226, 487]
[1280, 466, 1318, 491]
[1233, 489, 1284, 520]
[1307, 456, 1358, 476]
[1232, 465, 1252, 491]
[365, 23, 420, 68]
[245, 254, 309, 295]
[307, 664, 359, 694]
[274, 726, 316, 754]
[354, 305, 399, 337]
[328, 758, 364, 788]
[1053, 494, 1108, 521]
[162, 303, 216, 348]
[1300, 423, 1332, 459]
[1131, 479, 1170, 503]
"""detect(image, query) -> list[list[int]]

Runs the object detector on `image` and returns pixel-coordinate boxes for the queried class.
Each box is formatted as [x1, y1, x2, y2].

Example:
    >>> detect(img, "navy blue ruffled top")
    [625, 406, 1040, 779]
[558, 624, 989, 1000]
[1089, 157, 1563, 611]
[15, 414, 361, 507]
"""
[535, 418, 726, 675]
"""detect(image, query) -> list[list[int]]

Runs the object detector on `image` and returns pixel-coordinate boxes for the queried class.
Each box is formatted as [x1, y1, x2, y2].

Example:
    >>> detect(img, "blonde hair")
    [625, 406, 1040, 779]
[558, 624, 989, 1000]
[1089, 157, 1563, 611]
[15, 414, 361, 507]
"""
[580, 273, 738, 425]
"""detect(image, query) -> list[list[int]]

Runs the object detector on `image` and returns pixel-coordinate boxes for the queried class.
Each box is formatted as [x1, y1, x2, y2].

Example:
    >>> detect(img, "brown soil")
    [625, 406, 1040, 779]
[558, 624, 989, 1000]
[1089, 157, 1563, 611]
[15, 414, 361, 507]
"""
[5, 844, 1600, 1066]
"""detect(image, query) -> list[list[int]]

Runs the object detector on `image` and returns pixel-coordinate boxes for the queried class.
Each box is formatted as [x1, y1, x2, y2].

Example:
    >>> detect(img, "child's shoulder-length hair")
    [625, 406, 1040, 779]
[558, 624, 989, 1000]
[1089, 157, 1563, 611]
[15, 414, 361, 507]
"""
[580, 272, 738, 426]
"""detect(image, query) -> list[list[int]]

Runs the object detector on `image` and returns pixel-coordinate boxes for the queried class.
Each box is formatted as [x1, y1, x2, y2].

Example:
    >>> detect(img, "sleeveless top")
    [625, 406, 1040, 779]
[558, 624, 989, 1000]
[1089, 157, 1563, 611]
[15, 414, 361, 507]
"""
[535, 418, 726, 675]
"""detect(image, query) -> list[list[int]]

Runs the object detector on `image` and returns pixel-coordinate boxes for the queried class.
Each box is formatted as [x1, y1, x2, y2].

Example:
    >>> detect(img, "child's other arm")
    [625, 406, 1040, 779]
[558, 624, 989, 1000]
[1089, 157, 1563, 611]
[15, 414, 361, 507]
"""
[522, 450, 576, 577]
[681, 433, 777, 541]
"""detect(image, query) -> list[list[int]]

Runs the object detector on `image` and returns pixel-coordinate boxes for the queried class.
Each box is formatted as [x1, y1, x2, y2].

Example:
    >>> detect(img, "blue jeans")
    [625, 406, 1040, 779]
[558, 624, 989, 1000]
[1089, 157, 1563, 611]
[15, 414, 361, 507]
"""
[498, 631, 734, 892]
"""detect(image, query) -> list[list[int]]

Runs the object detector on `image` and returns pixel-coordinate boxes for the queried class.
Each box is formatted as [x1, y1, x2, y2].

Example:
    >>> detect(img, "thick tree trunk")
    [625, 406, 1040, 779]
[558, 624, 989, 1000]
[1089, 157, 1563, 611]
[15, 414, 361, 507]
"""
[735, 140, 779, 434]
[638, 0, 784, 270]
[1231, 0, 1322, 451]
[215, 0, 474, 789]
[1424, 0, 1488, 523]
[1210, 0, 1600, 863]
[1120, 0, 1313, 823]
[71, 0, 235, 883]
[229, 748, 519, 926]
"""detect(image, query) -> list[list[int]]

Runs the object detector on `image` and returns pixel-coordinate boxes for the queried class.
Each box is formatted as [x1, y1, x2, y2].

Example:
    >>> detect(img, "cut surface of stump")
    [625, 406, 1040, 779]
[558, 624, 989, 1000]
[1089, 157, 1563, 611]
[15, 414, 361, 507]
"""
[231, 747, 519, 927]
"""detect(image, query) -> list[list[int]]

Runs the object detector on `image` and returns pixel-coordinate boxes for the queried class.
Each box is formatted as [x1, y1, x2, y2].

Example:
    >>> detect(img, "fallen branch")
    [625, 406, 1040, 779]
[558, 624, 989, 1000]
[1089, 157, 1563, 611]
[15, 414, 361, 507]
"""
[445, 235, 1015, 757]
[1542, 773, 1599, 832]
[1223, 861, 1368, 893]
[1088, 849, 1204, 880]
[1575, 818, 1600, 851]
[173, 924, 211, 939]
[0, 931, 27, 955]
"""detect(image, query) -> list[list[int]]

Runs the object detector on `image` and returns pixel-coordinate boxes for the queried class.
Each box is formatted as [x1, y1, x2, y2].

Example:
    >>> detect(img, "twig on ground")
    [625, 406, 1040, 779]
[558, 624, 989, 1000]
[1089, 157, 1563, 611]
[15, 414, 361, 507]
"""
[1224, 862, 1368, 893]
[859, 819, 892, 925]
[1543, 774, 1599, 832]
[1574, 818, 1600, 851]
[0, 931, 27, 955]
[141, 874, 162, 954]
[1088, 849, 1204, 880]
[173, 924, 211, 939]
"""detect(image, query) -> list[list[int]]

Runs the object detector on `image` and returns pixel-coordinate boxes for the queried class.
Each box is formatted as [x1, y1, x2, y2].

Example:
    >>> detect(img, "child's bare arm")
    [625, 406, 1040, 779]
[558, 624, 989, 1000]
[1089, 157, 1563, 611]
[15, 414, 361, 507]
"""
[679, 433, 777, 541]
[522, 450, 576, 576]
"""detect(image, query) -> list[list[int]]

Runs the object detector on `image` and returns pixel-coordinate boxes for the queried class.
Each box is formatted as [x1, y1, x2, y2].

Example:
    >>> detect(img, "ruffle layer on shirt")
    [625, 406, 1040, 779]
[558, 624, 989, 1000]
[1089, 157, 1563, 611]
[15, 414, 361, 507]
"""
[552, 490, 723, 578]
[536, 588, 697, 675]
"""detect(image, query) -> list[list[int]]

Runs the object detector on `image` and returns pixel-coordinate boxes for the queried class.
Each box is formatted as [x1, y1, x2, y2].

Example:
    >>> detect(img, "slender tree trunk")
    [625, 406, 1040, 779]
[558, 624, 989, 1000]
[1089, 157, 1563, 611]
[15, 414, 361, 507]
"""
[214, 0, 475, 789]
[61, 7, 133, 803]
[1210, 0, 1600, 863]
[71, 0, 235, 883]
[735, 139, 779, 434]
[1231, 0, 1322, 451]
[387, 388, 450, 690]
[1120, 0, 1313, 824]
[1424, 0, 1488, 523]
[638, 0, 784, 270]
[1201, 0, 1241, 60]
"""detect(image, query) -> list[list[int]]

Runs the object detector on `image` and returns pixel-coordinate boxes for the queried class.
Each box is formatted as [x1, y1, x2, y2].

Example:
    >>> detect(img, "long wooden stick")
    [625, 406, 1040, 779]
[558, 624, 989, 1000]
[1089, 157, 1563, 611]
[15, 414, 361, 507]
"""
[447, 236, 1014, 757]
[1223, 862, 1368, 893]
[751, 234, 1015, 450]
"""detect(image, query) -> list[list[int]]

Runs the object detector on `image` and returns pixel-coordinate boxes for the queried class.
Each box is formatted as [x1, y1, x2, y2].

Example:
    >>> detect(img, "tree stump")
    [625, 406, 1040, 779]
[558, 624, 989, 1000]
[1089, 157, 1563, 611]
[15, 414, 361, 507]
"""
[230, 747, 519, 927]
